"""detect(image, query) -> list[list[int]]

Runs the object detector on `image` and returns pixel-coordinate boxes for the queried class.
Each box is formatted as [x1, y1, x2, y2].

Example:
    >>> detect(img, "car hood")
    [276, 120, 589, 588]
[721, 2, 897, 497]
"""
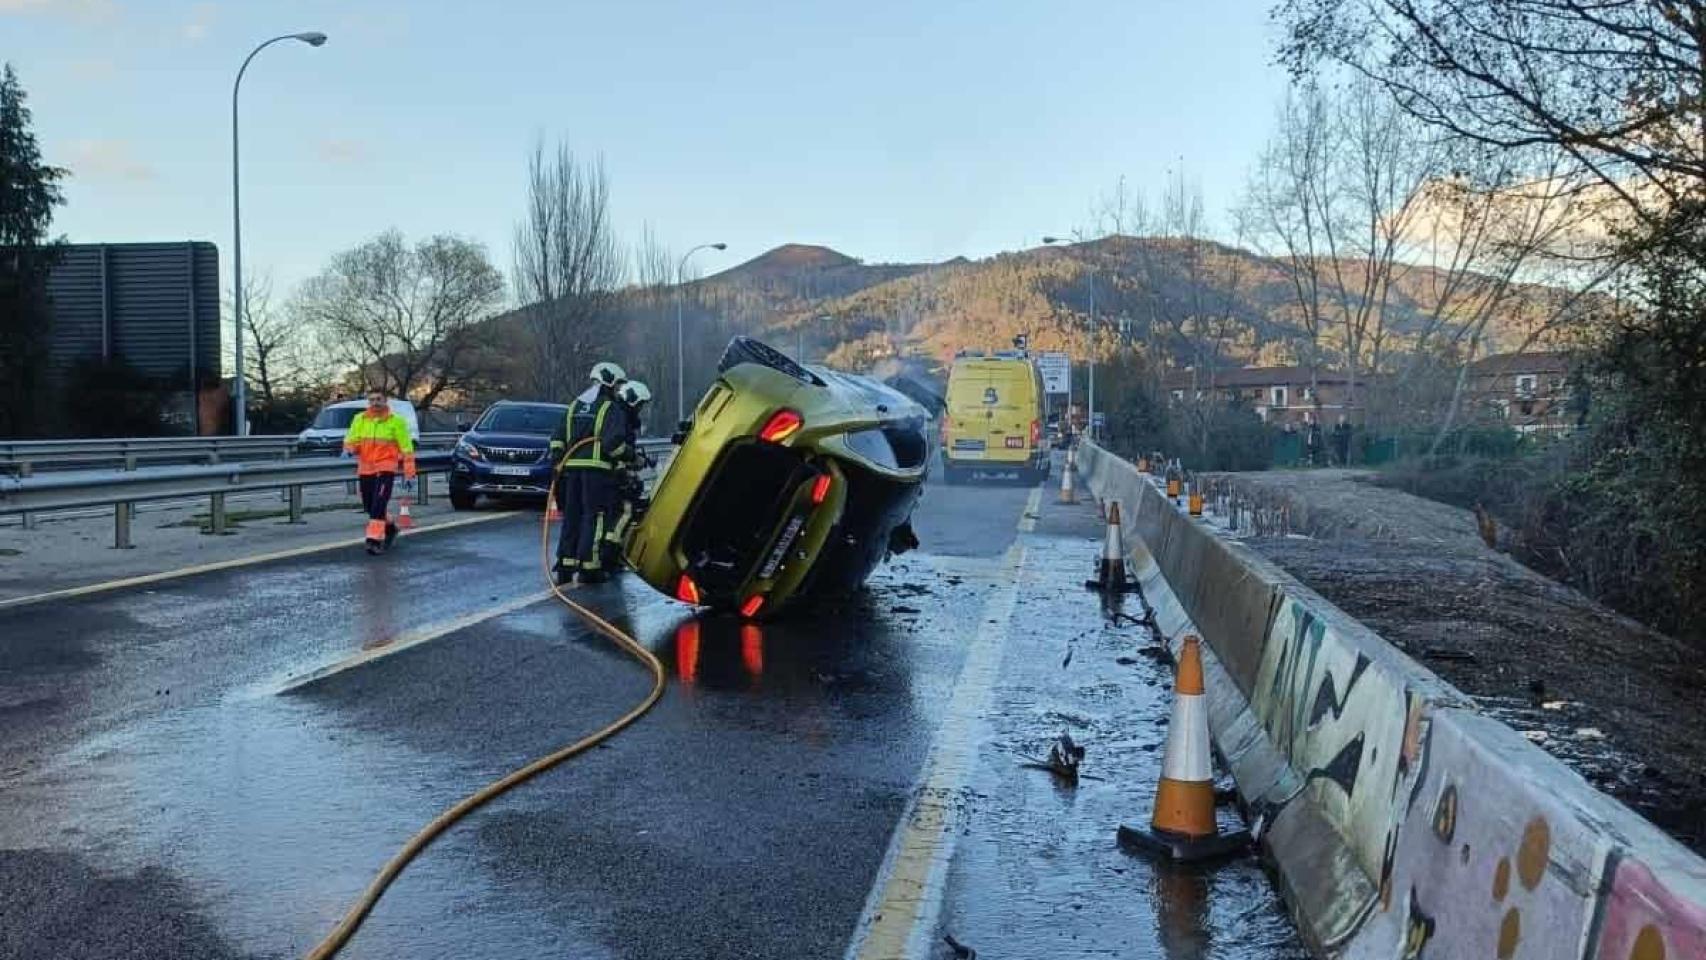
[465, 432, 552, 448]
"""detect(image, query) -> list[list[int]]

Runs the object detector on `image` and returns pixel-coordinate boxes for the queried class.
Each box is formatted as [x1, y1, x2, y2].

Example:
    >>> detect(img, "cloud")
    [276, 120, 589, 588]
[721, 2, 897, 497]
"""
[313, 138, 370, 164]
[68, 138, 155, 182]
[181, 1, 214, 42]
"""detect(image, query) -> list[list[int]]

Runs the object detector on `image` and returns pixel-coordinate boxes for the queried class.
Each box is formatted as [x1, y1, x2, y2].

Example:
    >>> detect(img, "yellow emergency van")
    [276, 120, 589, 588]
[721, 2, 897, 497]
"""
[940, 350, 1050, 484]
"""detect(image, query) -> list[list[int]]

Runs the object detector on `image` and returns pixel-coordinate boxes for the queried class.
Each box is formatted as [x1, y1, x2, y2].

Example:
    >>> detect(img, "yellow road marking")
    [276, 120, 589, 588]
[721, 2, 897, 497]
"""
[276, 590, 552, 694]
[0, 510, 519, 612]
[845, 489, 1039, 960]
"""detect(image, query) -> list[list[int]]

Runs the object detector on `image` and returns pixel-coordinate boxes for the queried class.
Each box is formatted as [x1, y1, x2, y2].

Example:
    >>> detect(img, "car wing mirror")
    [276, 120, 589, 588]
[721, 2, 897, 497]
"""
[456, 421, 473, 432]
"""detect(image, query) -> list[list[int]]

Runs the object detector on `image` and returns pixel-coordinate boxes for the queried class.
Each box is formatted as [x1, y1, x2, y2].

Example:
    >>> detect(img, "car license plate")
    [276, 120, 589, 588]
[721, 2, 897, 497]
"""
[759, 514, 807, 580]
[492, 465, 533, 477]
[954, 449, 984, 459]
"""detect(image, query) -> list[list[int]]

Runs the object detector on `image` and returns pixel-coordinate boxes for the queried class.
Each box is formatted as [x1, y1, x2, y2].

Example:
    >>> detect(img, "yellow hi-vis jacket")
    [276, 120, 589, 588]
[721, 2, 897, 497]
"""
[344, 411, 417, 477]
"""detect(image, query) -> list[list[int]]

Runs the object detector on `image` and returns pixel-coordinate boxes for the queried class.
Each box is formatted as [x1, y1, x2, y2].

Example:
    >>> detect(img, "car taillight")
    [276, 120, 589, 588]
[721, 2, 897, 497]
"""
[759, 409, 804, 443]
[740, 594, 766, 618]
[811, 474, 833, 505]
[675, 574, 701, 605]
[1030, 419, 1041, 446]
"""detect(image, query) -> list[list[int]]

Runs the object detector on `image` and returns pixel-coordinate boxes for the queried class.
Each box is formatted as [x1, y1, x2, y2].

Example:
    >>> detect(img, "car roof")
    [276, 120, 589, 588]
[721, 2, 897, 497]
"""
[486, 400, 568, 411]
[325, 397, 417, 409]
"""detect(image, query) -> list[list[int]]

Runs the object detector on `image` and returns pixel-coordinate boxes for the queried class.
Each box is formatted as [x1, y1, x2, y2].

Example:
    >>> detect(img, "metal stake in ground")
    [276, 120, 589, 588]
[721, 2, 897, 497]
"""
[1118, 634, 1251, 862]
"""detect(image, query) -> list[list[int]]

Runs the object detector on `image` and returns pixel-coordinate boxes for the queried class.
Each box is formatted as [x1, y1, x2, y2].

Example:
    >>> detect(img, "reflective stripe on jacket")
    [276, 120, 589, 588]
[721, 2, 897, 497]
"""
[551, 396, 628, 470]
[344, 411, 416, 476]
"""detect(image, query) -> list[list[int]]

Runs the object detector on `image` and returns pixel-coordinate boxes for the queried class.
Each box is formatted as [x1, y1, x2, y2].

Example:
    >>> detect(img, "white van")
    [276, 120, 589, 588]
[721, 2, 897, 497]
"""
[295, 398, 420, 455]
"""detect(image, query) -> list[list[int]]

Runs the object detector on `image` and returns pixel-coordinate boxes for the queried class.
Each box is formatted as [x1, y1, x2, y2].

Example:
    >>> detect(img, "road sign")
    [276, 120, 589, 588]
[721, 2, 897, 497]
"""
[1091, 412, 1106, 427]
[1038, 352, 1071, 395]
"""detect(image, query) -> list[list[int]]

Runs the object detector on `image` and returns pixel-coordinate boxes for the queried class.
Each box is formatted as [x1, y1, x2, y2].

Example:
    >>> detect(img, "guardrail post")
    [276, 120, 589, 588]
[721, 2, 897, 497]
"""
[287, 485, 305, 523]
[417, 472, 431, 505]
[209, 493, 228, 535]
[19, 462, 35, 530]
[114, 502, 133, 549]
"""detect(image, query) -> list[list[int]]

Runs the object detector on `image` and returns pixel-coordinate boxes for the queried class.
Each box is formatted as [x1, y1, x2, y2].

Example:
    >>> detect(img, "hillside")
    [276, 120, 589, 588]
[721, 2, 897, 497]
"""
[487, 237, 1580, 416]
[668, 237, 1572, 375]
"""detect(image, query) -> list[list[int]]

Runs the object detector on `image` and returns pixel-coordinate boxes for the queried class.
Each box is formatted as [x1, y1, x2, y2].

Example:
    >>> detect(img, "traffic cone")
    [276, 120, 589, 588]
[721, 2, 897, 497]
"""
[1118, 634, 1252, 862]
[1086, 500, 1139, 593]
[396, 495, 415, 530]
[1188, 485, 1204, 518]
[1059, 447, 1078, 504]
[547, 496, 562, 522]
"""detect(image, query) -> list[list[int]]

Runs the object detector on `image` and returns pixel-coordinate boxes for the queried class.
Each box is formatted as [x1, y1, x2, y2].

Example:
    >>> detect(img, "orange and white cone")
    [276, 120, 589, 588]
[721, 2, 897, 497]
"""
[1119, 634, 1251, 861]
[546, 496, 562, 522]
[396, 495, 414, 530]
[1060, 447, 1078, 504]
[1086, 501, 1139, 593]
[363, 518, 386, 544]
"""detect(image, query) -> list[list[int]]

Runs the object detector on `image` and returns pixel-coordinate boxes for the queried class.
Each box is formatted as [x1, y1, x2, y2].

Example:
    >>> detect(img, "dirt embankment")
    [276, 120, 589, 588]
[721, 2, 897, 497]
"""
[1219, 469, 1706, 855]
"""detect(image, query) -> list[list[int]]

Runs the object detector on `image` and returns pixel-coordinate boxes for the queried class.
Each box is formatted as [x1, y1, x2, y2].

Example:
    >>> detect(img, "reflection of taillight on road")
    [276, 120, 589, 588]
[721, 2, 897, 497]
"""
[675, 620, 700, 684]
[741, 624, 764, 678]
[1030, 419, 1041, 446]
[811, 473, 833, 504]
[676, 574, 701, 605]
[759, 409, 804, 443]
[740, 594, 765, 618]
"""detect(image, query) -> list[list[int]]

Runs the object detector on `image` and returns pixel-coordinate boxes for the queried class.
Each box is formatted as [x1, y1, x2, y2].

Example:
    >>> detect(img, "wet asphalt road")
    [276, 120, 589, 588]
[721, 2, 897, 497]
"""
[0, 468, 1303, 960]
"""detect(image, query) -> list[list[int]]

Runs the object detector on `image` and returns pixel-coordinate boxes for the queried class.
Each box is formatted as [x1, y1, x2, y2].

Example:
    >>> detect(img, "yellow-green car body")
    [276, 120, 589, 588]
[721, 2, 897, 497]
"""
[625, 338, 929, 618]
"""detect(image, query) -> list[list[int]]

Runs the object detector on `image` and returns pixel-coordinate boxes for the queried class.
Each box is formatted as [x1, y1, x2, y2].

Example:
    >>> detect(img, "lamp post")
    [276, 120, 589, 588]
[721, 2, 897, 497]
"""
[231, 31, 326, 436]
[675, 242, 727, 423]
[1043, 235, 1097, 441]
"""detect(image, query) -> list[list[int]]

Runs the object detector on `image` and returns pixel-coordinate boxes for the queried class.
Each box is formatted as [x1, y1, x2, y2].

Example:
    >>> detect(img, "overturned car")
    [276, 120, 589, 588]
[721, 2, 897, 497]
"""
[624, 337, 929, 618]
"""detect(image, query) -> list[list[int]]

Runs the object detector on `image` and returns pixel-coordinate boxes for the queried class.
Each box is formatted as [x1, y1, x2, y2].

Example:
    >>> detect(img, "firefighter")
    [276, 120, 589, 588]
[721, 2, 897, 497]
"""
[342, 389, 417, 555]
[600, 380, 653, 573]
[549, 362, 629, 585]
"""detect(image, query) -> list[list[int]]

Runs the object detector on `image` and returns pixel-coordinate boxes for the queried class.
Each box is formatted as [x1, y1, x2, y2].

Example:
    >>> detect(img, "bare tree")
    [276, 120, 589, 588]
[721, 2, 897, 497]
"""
[512, 140, 627, 401]
[1275, 0, 1706, 221]
[1241, 85, 1338, 407]
[630, 222, 676, 424]
[293, 230, 504, 411]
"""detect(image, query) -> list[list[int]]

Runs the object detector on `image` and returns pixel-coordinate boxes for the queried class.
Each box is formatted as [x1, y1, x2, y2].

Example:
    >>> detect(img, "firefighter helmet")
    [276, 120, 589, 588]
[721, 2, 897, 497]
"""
[618, 381, 652, 408]
[588, 362, 627, 388]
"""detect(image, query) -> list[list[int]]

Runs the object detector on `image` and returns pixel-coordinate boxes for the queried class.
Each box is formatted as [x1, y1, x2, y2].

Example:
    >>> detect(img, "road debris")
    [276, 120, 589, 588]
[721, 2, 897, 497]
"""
[943, 933, 977, 958]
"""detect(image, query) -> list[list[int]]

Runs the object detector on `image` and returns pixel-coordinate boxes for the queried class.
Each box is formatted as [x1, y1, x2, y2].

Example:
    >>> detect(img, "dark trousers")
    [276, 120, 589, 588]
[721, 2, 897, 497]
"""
[556, 468, 617, 571]
[359, 473, 396, 522]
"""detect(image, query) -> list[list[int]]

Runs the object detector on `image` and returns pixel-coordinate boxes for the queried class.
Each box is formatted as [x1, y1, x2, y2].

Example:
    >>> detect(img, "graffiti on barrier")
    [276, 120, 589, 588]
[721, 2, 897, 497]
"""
[1253, 596, 1414, 880]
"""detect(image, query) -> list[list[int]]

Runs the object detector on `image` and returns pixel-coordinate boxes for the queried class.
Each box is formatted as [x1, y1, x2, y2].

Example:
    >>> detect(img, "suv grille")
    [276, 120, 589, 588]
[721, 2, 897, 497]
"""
[477, 445, 545, 464]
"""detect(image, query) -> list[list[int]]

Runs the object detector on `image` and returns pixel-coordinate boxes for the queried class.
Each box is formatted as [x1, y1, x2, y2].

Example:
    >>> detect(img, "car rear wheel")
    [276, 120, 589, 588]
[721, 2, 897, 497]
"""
[450, 489, 477, 511]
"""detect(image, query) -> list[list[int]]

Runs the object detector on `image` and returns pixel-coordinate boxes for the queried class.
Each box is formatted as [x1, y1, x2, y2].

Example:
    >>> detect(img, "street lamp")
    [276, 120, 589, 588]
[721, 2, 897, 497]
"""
[676, 242, 728, 423]
[231, 31, 326, 436]
[1043, 235, 1099, 441]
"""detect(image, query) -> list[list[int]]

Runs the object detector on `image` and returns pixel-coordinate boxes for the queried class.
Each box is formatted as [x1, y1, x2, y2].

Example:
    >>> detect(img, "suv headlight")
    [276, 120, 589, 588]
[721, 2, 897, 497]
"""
[455, 439, 483, 460]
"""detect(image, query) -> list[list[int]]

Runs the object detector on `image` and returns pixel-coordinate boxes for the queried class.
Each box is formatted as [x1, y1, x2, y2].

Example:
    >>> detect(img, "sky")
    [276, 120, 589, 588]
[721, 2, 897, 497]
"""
[5, 0, 1291, 301]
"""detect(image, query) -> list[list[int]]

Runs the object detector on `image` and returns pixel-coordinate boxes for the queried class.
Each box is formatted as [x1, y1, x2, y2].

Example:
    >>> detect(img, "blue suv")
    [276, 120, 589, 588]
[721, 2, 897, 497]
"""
[448, 400, 568, 510]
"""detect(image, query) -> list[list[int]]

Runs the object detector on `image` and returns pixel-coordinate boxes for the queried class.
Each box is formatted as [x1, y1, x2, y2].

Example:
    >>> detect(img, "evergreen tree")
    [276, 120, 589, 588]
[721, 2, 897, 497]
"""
[0, 63, 67, 437]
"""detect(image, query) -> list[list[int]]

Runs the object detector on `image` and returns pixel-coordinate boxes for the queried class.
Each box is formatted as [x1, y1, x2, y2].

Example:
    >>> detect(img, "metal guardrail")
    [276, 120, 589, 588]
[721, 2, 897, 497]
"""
[0, 437, 675, 549]
[0, 433, 464, 475]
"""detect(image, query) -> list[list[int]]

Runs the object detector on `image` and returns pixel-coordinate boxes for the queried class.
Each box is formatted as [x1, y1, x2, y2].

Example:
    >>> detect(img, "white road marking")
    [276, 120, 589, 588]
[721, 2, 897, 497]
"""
[0, 511, 519, 612]
[844, 485, 1041, 959]
[275, 590, 552, 694]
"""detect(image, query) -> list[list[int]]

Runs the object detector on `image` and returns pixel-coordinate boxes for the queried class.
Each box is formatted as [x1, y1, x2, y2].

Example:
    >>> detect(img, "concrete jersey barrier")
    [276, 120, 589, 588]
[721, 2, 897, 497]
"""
[1075, 441, 1706, 960]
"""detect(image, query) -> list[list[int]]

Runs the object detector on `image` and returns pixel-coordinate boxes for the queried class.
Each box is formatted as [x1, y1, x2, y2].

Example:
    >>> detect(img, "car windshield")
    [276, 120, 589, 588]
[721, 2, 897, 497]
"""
[475, 405, 564, 435]
[310, 407, 361, 430]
